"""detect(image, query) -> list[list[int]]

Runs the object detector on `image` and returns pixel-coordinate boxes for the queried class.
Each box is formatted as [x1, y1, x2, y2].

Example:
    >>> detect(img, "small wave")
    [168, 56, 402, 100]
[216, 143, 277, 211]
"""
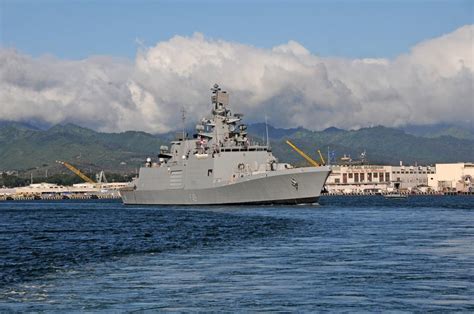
[0, 206, 301, 288]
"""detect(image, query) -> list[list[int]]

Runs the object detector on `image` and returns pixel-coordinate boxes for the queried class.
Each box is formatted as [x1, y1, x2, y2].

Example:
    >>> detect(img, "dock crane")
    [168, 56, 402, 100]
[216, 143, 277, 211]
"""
[317, 149, 326, 166]
[285, 140, 320, 167]
[56, 160, 96, 184]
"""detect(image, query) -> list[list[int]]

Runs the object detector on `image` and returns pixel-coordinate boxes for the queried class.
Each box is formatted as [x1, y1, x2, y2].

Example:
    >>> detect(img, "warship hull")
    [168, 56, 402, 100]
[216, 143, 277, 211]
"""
[121, 166, 330, 205]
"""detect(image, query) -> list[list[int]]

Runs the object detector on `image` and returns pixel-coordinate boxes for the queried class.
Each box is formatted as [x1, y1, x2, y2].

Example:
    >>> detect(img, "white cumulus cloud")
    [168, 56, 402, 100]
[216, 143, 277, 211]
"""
[0, 25, 472, 132]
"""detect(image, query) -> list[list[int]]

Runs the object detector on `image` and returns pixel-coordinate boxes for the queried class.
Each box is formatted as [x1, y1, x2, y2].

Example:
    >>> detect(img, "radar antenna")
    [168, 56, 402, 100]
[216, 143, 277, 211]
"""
[211, 83, 221, 94]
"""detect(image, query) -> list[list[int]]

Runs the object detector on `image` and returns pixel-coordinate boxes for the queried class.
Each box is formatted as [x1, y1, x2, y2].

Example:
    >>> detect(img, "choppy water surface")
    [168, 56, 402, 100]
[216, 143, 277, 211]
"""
[0, 196, 473, 311]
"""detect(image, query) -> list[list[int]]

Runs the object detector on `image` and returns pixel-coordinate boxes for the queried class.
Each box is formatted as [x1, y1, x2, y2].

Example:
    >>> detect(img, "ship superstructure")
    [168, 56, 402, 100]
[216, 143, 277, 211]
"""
[120, 84, 331, 205]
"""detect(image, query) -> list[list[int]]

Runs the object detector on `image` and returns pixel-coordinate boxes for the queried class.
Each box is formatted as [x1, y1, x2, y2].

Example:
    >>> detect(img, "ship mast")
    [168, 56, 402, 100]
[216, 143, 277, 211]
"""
[265, 114, 270, 149]
[181, 107, 186, 141]
[211, 83, 220, 145]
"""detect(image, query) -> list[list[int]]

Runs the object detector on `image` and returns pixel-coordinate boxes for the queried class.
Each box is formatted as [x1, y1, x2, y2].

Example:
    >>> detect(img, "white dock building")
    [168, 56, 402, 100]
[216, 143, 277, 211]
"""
[326, 162, 473, 194]
[428, 163, 474, 192]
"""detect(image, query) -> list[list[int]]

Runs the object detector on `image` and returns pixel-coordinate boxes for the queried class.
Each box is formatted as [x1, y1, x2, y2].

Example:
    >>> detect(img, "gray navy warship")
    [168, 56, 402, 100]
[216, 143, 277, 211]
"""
[120, 84, 331, 205]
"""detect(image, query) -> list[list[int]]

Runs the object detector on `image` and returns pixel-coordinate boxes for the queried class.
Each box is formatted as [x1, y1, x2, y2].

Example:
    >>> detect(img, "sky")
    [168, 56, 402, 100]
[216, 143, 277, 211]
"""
[1, 0, 472, 59]
[0, 0, 473, 132]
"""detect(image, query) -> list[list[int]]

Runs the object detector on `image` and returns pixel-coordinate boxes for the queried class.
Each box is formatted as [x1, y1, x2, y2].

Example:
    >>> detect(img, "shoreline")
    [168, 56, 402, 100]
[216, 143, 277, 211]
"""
[1, 192, 473, 202]
[322, 191, 473, 196]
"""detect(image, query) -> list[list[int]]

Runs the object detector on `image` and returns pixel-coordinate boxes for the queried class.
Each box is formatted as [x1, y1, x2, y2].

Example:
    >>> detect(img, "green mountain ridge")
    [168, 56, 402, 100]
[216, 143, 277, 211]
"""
[0, 123, 168, 172]
[0, 123, 472, 172]
[400, 124, 474, 140]
[263, 125, 473, 166]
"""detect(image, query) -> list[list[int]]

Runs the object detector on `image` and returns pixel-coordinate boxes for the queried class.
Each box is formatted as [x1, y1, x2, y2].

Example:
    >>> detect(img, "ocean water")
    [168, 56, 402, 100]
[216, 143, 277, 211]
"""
[0, 196, 473, 311]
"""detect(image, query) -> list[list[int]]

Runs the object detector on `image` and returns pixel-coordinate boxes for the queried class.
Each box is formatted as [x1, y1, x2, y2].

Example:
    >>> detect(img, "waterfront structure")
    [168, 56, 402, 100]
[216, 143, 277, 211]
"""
[0, 187, 16, 196]
[326, 164, 391, 194]
[326, 162, 473, 194]
[120, 84, 331, 205]
[428, 163, 474, 192]
[326, 164, 434, 194]
[0, 182, 126, 198]
[390, 165, 434, 190]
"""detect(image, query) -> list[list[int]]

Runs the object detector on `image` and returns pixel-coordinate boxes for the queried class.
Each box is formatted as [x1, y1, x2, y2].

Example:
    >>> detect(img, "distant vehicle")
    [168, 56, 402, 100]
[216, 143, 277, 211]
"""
[384, 193, 408, 199]
[120, 84, 331, 205]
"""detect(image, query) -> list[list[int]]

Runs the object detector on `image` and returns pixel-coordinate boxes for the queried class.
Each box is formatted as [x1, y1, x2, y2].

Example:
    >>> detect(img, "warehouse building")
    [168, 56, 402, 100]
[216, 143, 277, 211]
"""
[326, 163, 441, 194]
[428, 163, 474, 192]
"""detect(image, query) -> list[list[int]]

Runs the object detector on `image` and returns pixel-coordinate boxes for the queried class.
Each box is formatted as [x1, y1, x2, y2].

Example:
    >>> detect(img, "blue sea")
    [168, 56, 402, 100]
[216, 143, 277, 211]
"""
[0, 196, 473, 311]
